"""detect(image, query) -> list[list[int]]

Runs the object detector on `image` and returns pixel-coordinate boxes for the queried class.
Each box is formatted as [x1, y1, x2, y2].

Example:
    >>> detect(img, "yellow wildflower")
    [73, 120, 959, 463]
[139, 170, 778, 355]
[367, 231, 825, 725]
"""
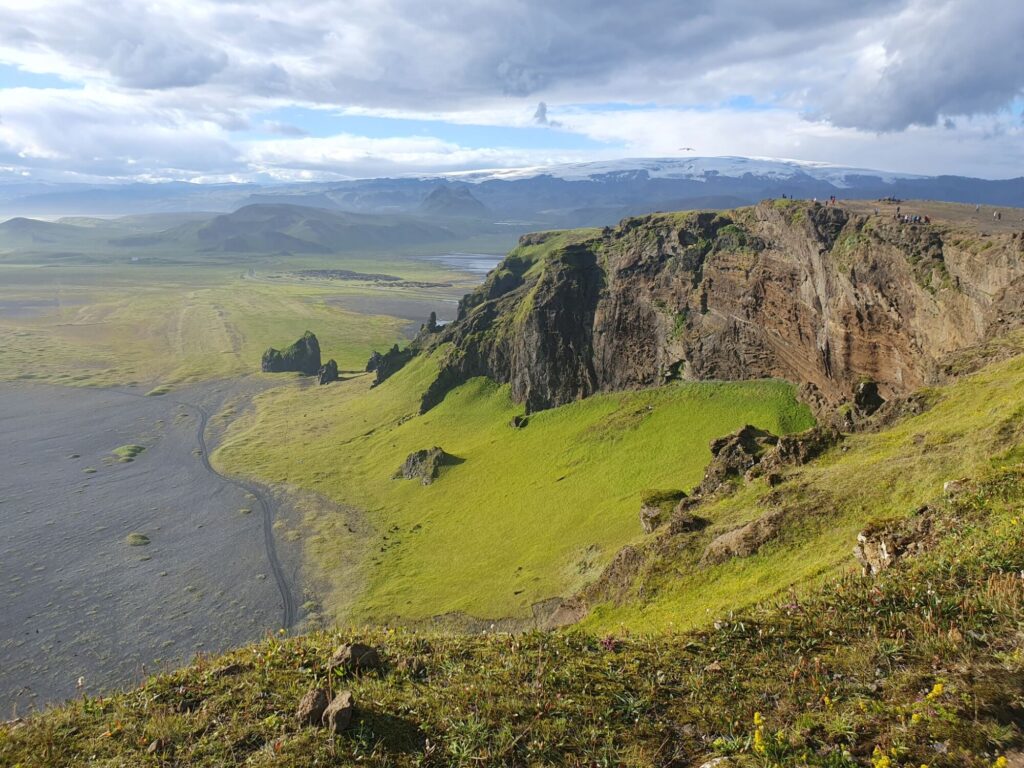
[910, 712, 922, 725]
[753, 711, 764, 727]
[994, 758, 1008, 768]
[926, 682, 944, 700]
[753, 726, 765, 755]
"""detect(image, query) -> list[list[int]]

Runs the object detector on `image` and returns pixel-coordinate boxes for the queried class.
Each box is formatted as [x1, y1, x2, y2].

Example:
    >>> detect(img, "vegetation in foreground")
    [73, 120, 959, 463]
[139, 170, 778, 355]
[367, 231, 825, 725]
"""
[4, 465, 1024, 767]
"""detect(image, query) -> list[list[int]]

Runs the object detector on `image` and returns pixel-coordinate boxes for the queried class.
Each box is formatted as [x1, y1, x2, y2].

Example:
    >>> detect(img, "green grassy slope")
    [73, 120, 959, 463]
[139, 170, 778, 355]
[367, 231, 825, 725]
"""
[216, 351, 813, 622]
[5, 465, 1024, 767]
[585, 335, 1024, 633]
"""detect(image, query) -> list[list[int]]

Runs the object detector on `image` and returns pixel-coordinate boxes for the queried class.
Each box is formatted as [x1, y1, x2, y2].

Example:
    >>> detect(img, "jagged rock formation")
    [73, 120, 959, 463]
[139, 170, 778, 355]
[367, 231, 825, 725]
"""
[700, 426, 778, 495]
[317, 359, 339, 385]
[416, 202, 1024, 413]
[393, 447, 457, 485]
[261, 331, 321, 375]
[366, 344, 414, 386]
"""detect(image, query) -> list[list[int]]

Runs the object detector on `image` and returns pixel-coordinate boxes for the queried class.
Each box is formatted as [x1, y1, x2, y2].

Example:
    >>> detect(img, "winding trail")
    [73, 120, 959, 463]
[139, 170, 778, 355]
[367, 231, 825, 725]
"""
[116, 388, 296, 630]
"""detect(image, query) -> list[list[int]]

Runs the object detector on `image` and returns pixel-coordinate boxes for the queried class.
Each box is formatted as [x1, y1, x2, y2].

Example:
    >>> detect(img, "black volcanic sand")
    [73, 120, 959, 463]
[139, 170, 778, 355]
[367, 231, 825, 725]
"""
[0, 380, 296, 713]
[326, 294, 461, 338]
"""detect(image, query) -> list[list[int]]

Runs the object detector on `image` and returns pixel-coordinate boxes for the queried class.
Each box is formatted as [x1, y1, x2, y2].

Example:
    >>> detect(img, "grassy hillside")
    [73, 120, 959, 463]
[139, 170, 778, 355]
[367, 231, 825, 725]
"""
[584, 334, 1024, 632]
[4, 463, 1024, 767]
[215, 351, 813, 623]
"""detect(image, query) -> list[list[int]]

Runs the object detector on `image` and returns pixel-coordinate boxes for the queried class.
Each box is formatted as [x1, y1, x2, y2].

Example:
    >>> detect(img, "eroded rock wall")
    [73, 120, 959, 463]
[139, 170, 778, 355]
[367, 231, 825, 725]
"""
[420, 201, 1024, 412]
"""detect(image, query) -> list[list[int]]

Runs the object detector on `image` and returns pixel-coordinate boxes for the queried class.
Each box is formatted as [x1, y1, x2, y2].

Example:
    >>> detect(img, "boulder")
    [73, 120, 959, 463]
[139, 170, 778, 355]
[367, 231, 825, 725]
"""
[261, 331, 321, 375]
[328, 642, 382, 675]
[393, 447, 456, 485]
[295, 687, 329, 727]
[700, 425, 778, 495]
[322, 690, 354, 734]
[702, 510, 785, 564]
[317, 359, 339, 385]
[639, 489, 687, 533]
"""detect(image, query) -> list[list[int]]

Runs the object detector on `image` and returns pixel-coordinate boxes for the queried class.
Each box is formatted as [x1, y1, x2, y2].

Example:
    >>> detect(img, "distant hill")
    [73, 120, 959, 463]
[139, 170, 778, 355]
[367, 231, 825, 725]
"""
[118, 204, 456, 254]
[0, 217, 86, 246]
[417, 185, 489, 218]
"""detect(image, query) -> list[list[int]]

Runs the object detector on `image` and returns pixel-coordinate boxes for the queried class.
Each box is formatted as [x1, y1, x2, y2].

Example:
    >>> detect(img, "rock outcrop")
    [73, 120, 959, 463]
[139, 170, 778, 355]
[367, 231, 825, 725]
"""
[414, 202, 1024, 413]
[317, 358, 339, 385]
[366, 344, 414, 386]
[700, 426, 778, 494]
[393, 447, 457, 485]
[261, 331, 321, 375]
[639, 489, 687, 533]
[853, 509, 936, 576]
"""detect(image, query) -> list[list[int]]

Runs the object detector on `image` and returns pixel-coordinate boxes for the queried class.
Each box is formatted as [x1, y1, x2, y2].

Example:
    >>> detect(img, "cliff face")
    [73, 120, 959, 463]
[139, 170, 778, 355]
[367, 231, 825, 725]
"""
[420, 201, 1024, 412]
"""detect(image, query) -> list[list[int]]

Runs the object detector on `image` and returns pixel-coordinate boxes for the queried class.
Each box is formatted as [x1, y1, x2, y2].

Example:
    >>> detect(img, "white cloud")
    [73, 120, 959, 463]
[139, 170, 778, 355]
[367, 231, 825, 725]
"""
[0, 1, 1021, 180]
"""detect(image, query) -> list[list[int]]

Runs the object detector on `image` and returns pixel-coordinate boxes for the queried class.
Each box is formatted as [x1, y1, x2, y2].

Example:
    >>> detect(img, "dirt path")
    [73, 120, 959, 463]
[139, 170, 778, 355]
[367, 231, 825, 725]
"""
[115, 388, 296, 630]
[189, 401, 296, 630]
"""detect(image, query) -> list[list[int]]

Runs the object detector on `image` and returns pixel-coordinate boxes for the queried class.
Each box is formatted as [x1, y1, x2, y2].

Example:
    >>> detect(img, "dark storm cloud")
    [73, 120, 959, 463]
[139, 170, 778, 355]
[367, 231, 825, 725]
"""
[814, 0, 1024, 131]
[2, 1, 1020, 126]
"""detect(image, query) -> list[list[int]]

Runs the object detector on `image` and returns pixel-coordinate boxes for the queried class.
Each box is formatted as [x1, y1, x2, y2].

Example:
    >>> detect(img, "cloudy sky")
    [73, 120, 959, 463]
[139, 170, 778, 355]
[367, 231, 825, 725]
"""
[0, 0, 1022, 183]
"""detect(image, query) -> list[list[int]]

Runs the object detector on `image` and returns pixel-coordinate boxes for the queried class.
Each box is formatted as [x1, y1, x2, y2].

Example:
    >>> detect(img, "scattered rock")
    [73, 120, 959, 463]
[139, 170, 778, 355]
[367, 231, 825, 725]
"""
[317, 358, 339, 385]
[146, 739, 163, 755]
[211, 662, 244, 678]
[639, 489, 687, 533]
[393, 447, 457, 485]
[328, 642, 382, 675]
[397, 656, 427, 678]
[702, 510, 785, 564]
[701, 425, 778, 495]
[261, 331, 321, 375]
[854, 509, 935, 576]
[943, 478, 969, 497]
[666, 507, 707, 535]
[757, 426, 843, 476]
[698, 758, 733, 768]
[322, 690, 354, 734]
[296, 687, 330, 727]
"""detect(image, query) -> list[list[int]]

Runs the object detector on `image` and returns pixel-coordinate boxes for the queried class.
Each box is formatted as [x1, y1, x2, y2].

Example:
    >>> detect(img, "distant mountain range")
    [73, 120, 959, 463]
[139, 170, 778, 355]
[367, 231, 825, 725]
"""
[1, 157, 1022, 229]
[0, 204, 477, 261]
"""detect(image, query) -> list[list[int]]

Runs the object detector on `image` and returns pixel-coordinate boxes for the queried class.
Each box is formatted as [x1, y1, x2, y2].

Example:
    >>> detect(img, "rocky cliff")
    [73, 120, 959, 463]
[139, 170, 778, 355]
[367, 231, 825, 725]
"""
[418, 200, 1024, 412]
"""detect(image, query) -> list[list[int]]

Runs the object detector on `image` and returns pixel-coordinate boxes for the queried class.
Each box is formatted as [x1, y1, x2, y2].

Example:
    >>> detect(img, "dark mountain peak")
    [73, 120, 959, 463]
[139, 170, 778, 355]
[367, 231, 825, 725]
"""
[418, 185, 489, 218]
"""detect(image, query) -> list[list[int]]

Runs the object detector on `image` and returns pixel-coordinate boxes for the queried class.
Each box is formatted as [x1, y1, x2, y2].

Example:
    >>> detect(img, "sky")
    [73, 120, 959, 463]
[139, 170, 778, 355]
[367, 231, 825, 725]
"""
[0, 0, 1022, 184]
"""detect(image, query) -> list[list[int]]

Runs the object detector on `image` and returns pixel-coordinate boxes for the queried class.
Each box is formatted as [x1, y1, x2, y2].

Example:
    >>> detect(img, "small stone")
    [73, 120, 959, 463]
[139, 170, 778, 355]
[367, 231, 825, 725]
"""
[296, 687, 330, 727]
[322, 690, 354, 734]
[146, 739, 162, 755]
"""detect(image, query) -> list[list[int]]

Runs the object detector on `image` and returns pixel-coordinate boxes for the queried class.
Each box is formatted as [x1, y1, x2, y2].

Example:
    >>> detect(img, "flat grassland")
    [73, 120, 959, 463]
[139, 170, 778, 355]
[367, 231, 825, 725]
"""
[0, 258, 473, 389]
